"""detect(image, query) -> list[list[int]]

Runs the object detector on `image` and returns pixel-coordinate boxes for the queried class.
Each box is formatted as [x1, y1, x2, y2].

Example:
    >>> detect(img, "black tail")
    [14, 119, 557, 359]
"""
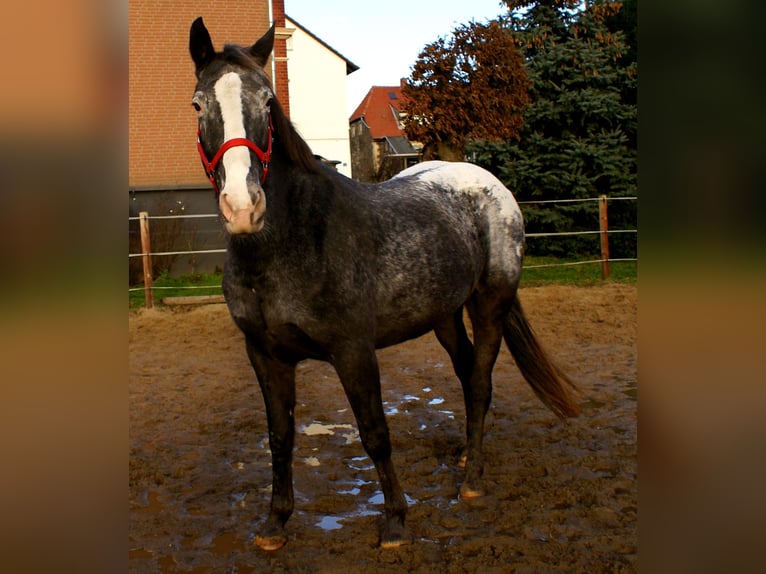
[503, 296, 581, 419]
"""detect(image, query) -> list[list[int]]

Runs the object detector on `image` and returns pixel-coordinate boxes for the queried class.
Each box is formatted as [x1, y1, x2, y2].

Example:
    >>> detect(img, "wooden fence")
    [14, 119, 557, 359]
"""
[129, 196, 636, 308]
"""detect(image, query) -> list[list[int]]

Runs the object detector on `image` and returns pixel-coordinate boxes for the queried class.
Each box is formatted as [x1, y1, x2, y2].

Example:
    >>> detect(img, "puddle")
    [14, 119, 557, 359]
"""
[316, 515, 344, 531]
[367, 491, 417, 506]
[337, 477, 371, 496]
[338, 486, 361, 496]
[301, 422, 354, 436]
[300, 421, 359, 444]
[347, 455, 374, 471]
[316, 490, 417, 532]
[306, 391, 457, 534]
[384, 403, 399, 415]
[381, 389, 459, 423]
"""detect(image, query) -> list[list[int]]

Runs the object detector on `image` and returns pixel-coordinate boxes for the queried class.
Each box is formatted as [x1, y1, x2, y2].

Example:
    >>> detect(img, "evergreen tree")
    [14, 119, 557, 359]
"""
[471, 0, 637, 258]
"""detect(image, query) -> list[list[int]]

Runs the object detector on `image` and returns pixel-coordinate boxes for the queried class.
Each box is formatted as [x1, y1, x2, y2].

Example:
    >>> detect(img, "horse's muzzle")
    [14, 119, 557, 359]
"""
[220, 189, 266, 234]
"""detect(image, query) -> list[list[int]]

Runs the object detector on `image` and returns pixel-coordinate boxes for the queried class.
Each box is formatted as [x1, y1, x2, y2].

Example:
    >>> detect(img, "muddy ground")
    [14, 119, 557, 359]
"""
[129, 283, 636, 573]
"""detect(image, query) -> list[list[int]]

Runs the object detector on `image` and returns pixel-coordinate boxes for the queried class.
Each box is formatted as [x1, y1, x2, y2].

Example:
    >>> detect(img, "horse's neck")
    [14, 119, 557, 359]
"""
[226, 159, 323, 262]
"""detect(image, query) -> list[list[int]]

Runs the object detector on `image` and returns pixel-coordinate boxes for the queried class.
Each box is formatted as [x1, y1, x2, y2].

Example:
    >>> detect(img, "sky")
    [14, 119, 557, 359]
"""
[284, 0, 510, 115]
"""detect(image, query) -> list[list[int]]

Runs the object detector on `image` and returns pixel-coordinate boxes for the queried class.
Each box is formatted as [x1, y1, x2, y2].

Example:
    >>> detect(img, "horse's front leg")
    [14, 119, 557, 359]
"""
[333, 342, 410, 548]
[245, 339, 297, 551]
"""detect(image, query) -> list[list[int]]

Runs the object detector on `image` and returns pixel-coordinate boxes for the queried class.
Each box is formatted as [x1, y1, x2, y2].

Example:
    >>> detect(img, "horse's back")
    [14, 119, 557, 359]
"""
[392, 160, 522, 231]
[360, 161, 525, 345]
[389, 160, 525, 281]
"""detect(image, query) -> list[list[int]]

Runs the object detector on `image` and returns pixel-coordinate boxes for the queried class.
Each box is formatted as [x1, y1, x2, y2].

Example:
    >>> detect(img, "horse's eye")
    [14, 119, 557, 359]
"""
[192, 102, 202, 112]
[266, 98, 273, 108]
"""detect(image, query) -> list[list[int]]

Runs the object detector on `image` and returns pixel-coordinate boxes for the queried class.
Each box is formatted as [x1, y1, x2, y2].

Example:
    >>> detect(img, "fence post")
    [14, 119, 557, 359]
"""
[599, 196, 610, 279]
[139, 211, 154, 308]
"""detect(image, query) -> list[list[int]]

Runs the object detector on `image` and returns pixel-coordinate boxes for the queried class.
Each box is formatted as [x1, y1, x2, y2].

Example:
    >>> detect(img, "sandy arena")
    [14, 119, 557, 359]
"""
[129, 283, 636, 573]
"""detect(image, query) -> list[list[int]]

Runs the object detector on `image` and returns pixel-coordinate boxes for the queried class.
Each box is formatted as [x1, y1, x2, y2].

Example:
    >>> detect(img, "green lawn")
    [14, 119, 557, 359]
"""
[129, 271, 223, 309]
[520, 256, 637, 286]
[129, 258, 636, 309]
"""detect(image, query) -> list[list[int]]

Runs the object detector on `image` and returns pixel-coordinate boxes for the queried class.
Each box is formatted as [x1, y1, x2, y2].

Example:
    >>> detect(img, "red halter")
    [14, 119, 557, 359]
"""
[196, 113, 273, 196]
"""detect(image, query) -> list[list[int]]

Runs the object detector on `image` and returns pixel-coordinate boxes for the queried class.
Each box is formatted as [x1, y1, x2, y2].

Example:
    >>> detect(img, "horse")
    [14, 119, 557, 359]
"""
[188, 17, 580, 551]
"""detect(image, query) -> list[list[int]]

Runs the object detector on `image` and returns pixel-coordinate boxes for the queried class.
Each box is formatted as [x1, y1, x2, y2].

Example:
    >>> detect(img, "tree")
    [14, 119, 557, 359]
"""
[604, 0, 637, 68]
[401, 20, 530, 161]
[470, 0, 637, 257]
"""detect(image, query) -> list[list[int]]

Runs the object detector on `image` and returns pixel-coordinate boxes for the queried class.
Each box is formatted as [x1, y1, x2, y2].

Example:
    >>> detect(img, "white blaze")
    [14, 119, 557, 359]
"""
[213, 72, 252, 207]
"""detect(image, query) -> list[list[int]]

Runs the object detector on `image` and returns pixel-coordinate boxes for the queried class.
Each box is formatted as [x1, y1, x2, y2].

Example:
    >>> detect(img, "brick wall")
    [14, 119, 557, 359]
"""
[271, 2, 290, 118]
[129, 0, 285, 187]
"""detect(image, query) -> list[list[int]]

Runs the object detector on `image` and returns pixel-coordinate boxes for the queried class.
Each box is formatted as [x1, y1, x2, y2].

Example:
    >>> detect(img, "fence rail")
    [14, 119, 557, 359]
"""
[517, 196, 637, 205]
[129, 196, 636, 308]
[526, 230, 636, 238]
[128, 213, 221, 221]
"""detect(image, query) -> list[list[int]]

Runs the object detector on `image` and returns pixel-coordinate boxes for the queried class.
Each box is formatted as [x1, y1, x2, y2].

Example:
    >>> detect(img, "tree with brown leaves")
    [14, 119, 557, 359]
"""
[401, 20, 530, 161]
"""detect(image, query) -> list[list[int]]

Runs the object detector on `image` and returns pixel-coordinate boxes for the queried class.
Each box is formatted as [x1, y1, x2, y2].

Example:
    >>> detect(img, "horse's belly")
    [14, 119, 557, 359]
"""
[373, 314, 449, 349]
[371, 233, 481, 347]
[373, 279, 473, 348]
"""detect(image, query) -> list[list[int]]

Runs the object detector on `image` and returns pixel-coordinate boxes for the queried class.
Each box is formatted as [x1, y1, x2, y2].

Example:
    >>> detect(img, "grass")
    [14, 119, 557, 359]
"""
[129, 271, 223, 309]
[520, 256, 637, 286]
[129, 258, 637, 309]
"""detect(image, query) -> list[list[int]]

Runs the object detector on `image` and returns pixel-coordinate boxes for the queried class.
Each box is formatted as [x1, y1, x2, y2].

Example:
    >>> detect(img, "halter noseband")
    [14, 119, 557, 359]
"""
[196, 112, 273, 196]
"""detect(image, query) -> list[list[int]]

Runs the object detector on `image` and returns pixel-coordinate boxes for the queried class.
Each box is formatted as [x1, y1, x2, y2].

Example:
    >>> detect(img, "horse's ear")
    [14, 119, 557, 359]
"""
[190, 17, 215, 74]
[249, 25, 275, 68]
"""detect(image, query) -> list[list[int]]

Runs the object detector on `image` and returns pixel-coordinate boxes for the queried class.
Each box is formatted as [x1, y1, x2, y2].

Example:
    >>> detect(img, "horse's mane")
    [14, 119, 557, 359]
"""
[269, 96, 322, 175]
[219, 44, 320, 176]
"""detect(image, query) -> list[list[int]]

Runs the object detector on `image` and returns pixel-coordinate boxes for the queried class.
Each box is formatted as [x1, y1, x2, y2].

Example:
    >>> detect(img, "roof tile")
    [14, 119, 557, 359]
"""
[349, 85, 410, 139]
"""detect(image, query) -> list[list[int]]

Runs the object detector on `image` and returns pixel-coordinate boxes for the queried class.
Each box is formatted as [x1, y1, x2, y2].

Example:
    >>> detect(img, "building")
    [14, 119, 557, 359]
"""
[349, 84, 421, 182]
[284, 16, 358, 177]
[129, 0, 357, 277]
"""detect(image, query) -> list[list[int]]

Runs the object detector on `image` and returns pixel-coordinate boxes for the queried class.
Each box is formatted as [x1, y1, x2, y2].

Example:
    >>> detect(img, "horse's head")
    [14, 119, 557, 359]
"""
[189, 17, 275, 234]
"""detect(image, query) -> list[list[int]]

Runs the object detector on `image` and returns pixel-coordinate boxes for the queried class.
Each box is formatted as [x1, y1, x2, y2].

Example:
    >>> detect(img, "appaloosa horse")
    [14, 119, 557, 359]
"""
[189, 17, 579, 551]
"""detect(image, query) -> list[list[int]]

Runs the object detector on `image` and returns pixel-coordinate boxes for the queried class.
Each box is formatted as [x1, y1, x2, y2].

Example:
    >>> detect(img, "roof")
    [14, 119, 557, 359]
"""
[384, 136, 418, 156]
[349, 85, 410, 139]
[285, 15, 359, 75]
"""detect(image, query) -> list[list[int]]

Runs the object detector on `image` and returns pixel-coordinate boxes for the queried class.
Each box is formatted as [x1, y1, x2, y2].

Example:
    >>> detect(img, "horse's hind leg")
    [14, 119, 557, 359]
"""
[434, 309, 474, 389]
[333, 342, 409, 548]
[434, 310, 474, 466]
[245, 340, 297, 551]
[458, 301, 504, 499]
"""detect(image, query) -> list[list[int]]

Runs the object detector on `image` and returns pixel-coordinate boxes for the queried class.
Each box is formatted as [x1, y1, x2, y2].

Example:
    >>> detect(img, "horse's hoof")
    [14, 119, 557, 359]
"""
[380, 537, 411, 549]
[459, 483, 485, 499]
[254, 533, 287, 552]
[380, 519, 411, 549]
[380, 531, 412, 549]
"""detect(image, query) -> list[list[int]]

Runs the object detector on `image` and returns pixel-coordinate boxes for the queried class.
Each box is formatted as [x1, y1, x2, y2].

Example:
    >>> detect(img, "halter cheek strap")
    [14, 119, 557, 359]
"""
[196, 113, 273, 196]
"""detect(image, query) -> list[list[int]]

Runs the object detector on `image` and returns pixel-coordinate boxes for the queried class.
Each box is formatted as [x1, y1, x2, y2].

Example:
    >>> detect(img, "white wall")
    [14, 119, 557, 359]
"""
[285, 18, 353, 177]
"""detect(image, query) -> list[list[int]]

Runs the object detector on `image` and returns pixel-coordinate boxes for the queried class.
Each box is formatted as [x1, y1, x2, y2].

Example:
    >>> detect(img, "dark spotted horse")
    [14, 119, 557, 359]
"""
[189, 17, 580, 551]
